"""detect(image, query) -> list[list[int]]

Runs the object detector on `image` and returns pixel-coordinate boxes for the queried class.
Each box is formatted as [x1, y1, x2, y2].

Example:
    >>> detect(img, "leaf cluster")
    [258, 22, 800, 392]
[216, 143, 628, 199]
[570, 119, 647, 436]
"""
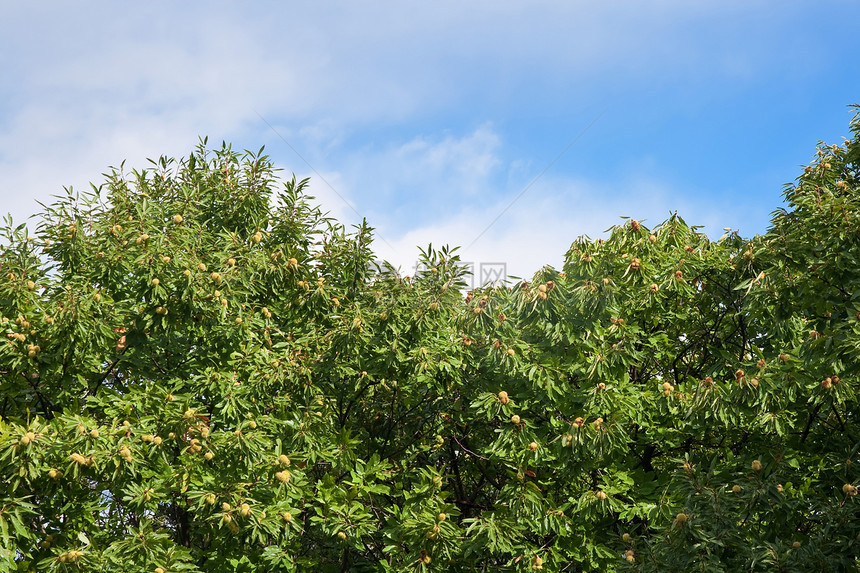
[2, 112, 860, 571]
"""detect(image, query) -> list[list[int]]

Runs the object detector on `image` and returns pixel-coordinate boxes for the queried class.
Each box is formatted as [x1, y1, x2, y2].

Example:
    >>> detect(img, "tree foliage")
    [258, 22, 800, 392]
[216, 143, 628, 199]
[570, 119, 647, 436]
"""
[1, 109, 860, 571]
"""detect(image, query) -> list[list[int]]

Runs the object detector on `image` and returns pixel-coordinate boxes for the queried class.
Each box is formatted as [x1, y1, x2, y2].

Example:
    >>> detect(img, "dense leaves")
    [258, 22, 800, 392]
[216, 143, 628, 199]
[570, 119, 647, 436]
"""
[1, 110, 860, 572]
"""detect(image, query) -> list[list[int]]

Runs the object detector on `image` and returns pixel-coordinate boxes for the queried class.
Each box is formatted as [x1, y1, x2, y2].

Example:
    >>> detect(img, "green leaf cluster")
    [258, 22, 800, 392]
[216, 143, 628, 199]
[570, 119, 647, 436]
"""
[1, 109, 860, 572]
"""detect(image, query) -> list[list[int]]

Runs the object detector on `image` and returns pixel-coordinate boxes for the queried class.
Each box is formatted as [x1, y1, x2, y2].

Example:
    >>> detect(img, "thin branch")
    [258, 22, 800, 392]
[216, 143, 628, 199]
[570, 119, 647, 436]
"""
[451, 434, 489, 461]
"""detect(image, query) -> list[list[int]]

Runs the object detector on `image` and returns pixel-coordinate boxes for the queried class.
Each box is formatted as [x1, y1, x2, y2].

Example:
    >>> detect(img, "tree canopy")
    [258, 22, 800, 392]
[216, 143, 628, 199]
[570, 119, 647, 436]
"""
[1, 107, 860, 572]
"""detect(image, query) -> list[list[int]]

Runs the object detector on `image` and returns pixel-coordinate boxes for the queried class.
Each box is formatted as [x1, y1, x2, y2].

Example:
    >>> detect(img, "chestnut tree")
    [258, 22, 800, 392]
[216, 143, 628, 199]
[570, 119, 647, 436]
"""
[1, 107, 859, 572]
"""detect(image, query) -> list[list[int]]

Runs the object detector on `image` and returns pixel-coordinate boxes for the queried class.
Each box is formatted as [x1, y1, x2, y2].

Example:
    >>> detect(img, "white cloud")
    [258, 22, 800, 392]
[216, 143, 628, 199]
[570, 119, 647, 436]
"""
[286, 117, 766, 282]
[354, 170, 757, 284]
[0, 3, 321, 223]
[339, 125, 502, 223]
[0, 0, 838, 246]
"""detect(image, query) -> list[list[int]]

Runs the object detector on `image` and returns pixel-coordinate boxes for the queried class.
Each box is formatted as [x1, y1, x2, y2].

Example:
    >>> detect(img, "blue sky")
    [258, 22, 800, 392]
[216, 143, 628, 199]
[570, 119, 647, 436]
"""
[2, 1, 859, 282]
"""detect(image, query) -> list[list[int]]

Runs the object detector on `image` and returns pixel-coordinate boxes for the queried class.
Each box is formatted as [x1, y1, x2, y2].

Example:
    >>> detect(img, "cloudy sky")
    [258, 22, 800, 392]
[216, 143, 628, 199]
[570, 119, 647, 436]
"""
[2, 2, 859, 282]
